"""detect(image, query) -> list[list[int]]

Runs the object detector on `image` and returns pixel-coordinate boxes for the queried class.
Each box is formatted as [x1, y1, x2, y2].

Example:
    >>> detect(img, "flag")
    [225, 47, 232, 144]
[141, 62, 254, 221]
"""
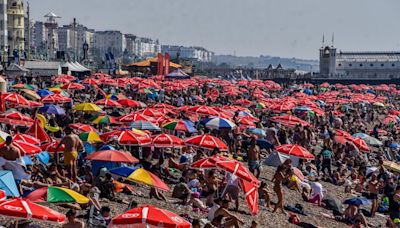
[164, 53, 170, 75]
[157, 53, 164, 75]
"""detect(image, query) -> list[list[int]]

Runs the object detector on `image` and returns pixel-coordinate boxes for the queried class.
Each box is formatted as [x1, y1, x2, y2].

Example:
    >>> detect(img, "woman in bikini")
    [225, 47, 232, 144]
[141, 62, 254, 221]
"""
[272, 165, 287, 214]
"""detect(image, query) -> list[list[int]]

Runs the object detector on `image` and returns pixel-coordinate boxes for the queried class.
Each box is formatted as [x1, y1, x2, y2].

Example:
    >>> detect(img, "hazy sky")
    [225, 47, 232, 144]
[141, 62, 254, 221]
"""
[30, 0, 400, 59]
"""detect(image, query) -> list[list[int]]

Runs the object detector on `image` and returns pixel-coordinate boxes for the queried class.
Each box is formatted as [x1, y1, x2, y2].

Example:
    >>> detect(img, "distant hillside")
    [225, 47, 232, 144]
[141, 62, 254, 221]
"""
[212, 55, 319, 72]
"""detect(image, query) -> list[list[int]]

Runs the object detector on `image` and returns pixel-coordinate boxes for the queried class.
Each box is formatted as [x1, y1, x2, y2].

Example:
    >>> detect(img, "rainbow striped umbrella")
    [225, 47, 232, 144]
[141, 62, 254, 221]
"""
[91, 115, 116, 125]
[161, 120, 197, 133]
[26, 186, 89, 204]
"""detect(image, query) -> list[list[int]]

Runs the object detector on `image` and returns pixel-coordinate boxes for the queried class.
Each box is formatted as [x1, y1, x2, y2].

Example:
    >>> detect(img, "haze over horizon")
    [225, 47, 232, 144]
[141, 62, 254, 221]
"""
[30, 0, 400, 60]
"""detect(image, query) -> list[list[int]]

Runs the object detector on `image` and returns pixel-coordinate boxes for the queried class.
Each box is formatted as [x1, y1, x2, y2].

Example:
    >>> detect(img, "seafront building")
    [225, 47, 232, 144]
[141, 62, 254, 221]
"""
[319, 45, 400, 81]
[7, 0, 24, 53]
[161, 45, 214, 62]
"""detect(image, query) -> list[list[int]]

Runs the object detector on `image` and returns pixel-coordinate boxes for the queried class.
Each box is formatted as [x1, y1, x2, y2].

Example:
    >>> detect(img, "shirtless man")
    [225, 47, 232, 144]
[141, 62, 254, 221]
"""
[272, 165, 286, 214]
[62, 209, 85, 228]
[248, 137, 261, 179]
[55, 127, 83, 182]
[368, 173, 380, 217]
[0, 136, 20, 161]
[213, 199, 244, 228]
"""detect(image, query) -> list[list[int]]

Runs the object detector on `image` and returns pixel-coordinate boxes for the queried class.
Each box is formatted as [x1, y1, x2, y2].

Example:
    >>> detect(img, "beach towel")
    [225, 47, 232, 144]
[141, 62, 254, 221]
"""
[284, 204, 308, 216]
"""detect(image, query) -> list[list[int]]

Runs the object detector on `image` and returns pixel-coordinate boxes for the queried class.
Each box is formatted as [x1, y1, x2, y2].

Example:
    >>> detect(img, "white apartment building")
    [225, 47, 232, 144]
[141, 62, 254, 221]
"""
[125, 34, 160, 58]
[161, 45, 214, 62]
[93, 30, 126, 58]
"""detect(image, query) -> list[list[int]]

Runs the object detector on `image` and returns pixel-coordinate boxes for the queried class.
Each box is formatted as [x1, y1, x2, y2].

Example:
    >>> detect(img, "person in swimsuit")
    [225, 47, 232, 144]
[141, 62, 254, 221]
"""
[368, 173, 380, 217]
[56, 127, 83, 182]
[248, 137, 261, 179]
[272, 165, 287, 214]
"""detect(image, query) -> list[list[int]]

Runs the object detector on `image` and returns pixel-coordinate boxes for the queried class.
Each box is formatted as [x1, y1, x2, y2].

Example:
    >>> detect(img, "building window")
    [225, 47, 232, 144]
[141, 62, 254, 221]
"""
[338, 63, 341, 67]
[392, 64, 395, 67]
[370, 64, 373, 67]
[381, 64, 384, 67]
[359, 64, 363, 67]
[349, 64, 352, 67]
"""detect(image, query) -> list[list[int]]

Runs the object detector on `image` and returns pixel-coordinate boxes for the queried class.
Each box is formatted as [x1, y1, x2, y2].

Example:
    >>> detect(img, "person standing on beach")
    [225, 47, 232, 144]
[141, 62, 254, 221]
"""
[368, 173, 380, 217]
[56, 127, 83, 182]
[272, 165, 287, 214]
[248, 137, 261, 179]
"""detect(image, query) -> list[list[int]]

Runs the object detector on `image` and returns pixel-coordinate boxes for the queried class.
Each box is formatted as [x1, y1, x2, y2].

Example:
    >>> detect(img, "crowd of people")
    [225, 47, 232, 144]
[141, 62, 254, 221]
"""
[0, 74, 399, 227]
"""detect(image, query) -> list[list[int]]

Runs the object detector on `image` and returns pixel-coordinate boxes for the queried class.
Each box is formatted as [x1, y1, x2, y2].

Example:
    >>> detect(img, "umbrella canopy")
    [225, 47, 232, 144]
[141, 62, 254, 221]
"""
[0, 111, 34, 126]
[216, 160, 259, 185]
[109, 166, 139, 178]
[263, 152, 290, 167]
[118, 99, 147, 108]
[0, 170, 20, 197]
[111, 205, 190, 228]
[200, 117, 237, 130]
[73, 103, 102, 112]
[127, 168, 170, 191]
[185, 134, 228, 151]
[91, 115, 117, 125]
[352, 133, 382, 147]
[275, 144, 315, 159]
[191, 155, 231, 169]
[26, 186, 89, 204]
[12, 133, 40, 145]
[162, 120, 197, 133]
[95, 99, 122, 108]
[187, 105, 219, 116]
[40, 141, 65, 153]
[152, 134, 185, 148]
[118, 113, 155, 123]
[240, 179, 259, 215]
[79, 131, 103, 143]
[246, 128, 266, 137]
[86, 150, 139, 163]
[343, 196, 371, 206]
[25, 120, 51, 142]
[0, 198, 65, 223]
[256, 139, 273, 149]
[2, 93, 31, 107]
[117, 130, 151, 146]
[383, 160, 400, 173]
[38, 104, 65, 115]
[61, 82, 85, 90]
[37, 89, 54, 97]
[131, 121, 160, 131]
[41, 94, 72, 103]
[69, 123, 96, 132]
[351, 138, 370, 152]
[0, 140, 41, 156]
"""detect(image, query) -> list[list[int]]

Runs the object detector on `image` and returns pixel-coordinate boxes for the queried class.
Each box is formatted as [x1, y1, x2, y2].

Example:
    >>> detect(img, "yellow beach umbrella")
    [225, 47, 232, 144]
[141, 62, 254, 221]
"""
[22, 89, 41, 100]
[73, 103, 102, 112]
[79, 131, 102, 143]
[383, 160, 400, 173]
[0, 130, 10, 143]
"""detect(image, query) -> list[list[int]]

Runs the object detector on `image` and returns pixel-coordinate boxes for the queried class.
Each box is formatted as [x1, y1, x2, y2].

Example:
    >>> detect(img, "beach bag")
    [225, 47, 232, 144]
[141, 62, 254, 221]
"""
[378, 197, 389, 213]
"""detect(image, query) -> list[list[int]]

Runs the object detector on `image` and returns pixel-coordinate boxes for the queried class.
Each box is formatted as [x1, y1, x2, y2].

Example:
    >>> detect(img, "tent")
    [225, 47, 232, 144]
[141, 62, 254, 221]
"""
[165, 69, 190, 79]
[263, 152, 290, 167]
[61, 62, 91, 77]
[126, 57, 181, 68]
[0, 170, 20, 197]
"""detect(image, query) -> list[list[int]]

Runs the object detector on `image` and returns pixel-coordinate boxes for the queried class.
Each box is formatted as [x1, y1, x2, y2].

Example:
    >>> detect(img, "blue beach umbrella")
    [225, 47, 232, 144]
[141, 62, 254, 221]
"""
[303, 89, 313, 95]
[99, 145, 116, 151]
[246, 128, 266, 137]
[109, 166, 140, 178]
[0, 170, 20, 197]
[37, 89, 54, 97]
[21, 156, 33, 166]
[256, 138, 273, 149]
[200, 117, 237, 130]
[39, 104, 66, 115]
[35, 151, 50, 165]
[343, 196, 371, 206]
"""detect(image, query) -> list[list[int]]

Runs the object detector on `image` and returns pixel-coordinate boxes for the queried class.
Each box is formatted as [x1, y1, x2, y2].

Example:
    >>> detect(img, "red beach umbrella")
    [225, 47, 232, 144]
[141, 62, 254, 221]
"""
[61, 82, 85, 90]
[25, 120, 51, 142]
[117, 130, 151, 146]
[240, 179, 259, 215]
[191, 155, 232, 169]
[275, 144, 315, 159]
[111, 205, 191, 228]
[216, 160, 259, 185]
[12, 133, 40, 145]
[86, 150, 139, 163]
[2, 93, 31, 107]
[351, 138, 370, 152]
[185, 134, 228, 151]
[152, 134, 184, 148]
[0, 198, 65, 224]
[118, 99, 147, 108]
[187, 105, 220, 116]
[270, 115, 310, 127]
[95, 99, 122, 108]
[41, 94, 72, 103]
[40, 141, 65, 153]
[0, 140, 41, 156]
[69, 123, 96, 132]
[118, 113, 155, 123]
[81, 78, 99, 85]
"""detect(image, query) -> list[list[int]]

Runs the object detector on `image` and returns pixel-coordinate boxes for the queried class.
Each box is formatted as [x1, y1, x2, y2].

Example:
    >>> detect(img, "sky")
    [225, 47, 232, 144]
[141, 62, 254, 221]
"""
[30, 0, 400, 59]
